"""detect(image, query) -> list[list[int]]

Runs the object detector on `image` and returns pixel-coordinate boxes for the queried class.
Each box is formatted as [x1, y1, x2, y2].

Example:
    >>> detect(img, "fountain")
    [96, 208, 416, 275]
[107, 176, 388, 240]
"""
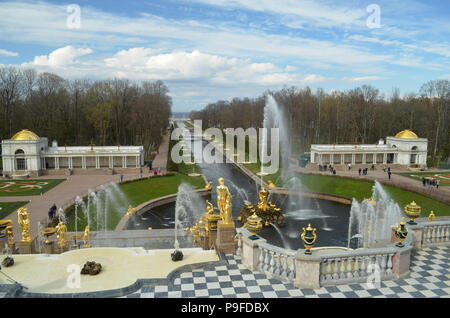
[347, 181, 403, 248]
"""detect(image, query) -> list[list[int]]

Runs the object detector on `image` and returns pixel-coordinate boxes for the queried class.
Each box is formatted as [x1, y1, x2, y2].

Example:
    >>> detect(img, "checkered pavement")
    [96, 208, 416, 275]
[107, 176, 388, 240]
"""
[127, 245, 450, 298]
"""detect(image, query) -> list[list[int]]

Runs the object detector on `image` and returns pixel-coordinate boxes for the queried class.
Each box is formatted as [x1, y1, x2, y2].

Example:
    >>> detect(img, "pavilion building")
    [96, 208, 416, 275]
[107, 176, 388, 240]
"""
[309, 129, 428, 168]
[1, 129, 144, 178]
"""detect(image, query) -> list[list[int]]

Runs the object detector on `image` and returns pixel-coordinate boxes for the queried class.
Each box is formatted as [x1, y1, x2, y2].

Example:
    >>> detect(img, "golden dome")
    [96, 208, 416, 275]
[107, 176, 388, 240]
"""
[394, 129, 418, 139]
[11, 129, 40, 141]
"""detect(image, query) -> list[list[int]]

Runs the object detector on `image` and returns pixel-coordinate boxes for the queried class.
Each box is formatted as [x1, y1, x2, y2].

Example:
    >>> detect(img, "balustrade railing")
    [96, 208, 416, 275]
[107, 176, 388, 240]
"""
[317, 248, 396, 286]
[420, 222, 450, 246]
[257, 242, 296, 283]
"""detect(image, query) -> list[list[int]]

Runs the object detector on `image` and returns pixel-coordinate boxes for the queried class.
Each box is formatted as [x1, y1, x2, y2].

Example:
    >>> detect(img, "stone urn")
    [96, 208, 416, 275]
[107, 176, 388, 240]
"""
[404, 201, 421, 225]
[171, 250, 183, 262]
[301, 224, 317, 255]
[81, 261, 102, 275]
[394, 218, 408, 247]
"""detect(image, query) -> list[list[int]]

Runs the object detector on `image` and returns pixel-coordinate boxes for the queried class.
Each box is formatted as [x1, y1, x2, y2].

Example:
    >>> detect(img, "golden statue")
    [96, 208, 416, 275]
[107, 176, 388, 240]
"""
[267, 180, 276, 189]
[125, 205, 136, 217]
[17, 207, 32, 243]
[206, 200, 214, 215]
[428, 211, 436, 222]
[204, 181, 213, 191]
[55, 221, 67, 248]
[222, 194, 234, 226]
[216, 177, 231, 220]
[83, 225, 91, 248]
[257, 187, 269, 212]
[5, 225, 14, 246]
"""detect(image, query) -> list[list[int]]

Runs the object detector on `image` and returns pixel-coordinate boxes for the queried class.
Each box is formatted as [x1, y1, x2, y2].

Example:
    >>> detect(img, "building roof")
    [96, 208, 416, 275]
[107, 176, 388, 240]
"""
[394, 129, 418, 139]
[10, 129, 40, 141]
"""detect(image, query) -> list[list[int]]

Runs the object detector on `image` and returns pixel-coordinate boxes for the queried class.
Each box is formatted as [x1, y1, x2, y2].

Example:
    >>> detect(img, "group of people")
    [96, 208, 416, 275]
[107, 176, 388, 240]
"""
[119, 167, 166, 183]
[318, 164, 336, 175]
[358, 167, 370, 176]
[422, 177, 440, 190]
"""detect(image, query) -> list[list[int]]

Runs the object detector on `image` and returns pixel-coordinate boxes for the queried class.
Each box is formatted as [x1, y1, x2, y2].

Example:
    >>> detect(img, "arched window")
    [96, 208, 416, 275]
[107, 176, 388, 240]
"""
[411, 146, 418, 151]
[14, 149, 26, 170]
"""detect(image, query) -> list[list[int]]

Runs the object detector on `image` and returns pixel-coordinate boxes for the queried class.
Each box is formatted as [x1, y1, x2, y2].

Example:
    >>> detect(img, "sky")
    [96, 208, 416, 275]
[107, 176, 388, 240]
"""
[0, 0, 449, 111]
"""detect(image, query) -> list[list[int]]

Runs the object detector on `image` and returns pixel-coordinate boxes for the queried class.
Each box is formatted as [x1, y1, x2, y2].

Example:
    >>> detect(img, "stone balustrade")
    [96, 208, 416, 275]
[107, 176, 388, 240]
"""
[419, 221, 450, 247]
[257, 242, 296, 283]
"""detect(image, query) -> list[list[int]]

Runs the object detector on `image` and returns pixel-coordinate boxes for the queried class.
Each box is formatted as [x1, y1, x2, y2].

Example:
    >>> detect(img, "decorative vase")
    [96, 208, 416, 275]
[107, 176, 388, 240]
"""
[301, 224, 317, 255]
[404, 201, 421, 225]
[244, 212, 262, 240]
[394, 218, 408, 247]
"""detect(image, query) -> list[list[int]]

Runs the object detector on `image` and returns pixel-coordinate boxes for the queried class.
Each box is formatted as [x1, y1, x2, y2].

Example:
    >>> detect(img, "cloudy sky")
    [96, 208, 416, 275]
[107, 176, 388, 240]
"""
[0, 0, 449, 111]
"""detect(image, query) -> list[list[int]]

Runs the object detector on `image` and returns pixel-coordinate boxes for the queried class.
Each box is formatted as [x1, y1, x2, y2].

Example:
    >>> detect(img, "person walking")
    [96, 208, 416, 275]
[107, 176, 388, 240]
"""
[120, 174, 124, 183]
[358, 168, 361, 176]
[436, 179, 440, 189]
[388, 171, 392, 180]
[422, 177, 426, 187]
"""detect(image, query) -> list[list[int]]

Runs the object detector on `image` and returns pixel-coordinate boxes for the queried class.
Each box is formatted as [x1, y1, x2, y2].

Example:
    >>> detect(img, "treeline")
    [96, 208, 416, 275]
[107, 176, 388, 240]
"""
[0, 67, 172, 157]
[190, 81, 450, 166]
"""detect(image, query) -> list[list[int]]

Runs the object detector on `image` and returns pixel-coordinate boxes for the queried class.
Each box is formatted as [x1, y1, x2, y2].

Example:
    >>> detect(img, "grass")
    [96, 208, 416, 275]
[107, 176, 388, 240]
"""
[395, 171, 450, 186]
[0, 201, 29, 219]
[0, 179, 65, 196]
[243, 164, 450, 216]
[65, 172, 205, 231]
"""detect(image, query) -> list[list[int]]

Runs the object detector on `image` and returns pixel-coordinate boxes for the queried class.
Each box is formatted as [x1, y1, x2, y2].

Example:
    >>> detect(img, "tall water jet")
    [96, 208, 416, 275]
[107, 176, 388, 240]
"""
[347, 181, 403, 248]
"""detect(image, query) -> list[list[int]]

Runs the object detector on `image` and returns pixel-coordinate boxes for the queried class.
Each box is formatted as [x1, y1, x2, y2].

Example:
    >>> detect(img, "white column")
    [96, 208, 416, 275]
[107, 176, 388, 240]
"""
[55, 157, 59, 170]
[122, 156, 126, 168]
[109, 156, 113, 169]
[362, 153, 366, 164]
[95, 156, 100, 169]
[330, 154, 334, 165]
[136, 156, 139, 168]
[383, 153, 387, 164]
[373, 153, 376, 164]
[82, 156, 86, 169]
[319, 154, 323, 164]
[341, 154, 344, 164]
[69, 157, 73, 169]
[351, 153, 355, 165]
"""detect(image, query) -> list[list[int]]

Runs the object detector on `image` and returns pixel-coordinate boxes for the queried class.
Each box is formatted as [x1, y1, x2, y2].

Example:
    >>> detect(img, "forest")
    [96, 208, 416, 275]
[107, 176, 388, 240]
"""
[0, 67, 172, 158]
[190, 80, 450, 167]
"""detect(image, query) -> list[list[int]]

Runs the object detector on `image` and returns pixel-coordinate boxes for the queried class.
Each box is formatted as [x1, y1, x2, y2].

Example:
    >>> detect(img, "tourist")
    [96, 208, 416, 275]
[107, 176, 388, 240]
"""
[436, 179, 440, 189]
[158, 167, 161, 175]
[371, 164, 375, 170]
[422, 177, 426, 187]
[358, 168, 361, 176]
[120, 174, 124, 183]
[348, 163, 351, 170]
[154, 169, 158, 176]
[333, 169, 336, 175]
[388, 171, 392, 180]
[139, 167, 143, 179]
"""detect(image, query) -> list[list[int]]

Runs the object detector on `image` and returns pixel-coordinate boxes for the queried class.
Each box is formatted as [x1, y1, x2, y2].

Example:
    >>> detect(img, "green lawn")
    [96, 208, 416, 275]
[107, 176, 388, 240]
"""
[65, 173, 205, 231]
[395, 171, 450, 186]
[0, 179, 65, 196]
[243, 164, 450, 216]
[0, 201, 29, 219]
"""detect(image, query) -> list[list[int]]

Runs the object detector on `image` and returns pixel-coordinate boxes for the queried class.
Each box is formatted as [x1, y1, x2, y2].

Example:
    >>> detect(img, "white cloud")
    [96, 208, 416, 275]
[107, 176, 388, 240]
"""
[25, 46, 92, 67]
[0, 49, 18, 57]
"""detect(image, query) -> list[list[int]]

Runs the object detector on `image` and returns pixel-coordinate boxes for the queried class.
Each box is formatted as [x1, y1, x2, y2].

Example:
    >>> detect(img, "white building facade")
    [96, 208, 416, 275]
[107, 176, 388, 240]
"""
[1, 130, 144, 177]
[310, 130, 428, 168]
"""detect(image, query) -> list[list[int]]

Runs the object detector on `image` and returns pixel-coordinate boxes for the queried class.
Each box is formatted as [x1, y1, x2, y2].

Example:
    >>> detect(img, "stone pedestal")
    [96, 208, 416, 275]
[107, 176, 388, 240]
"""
[43, 242, 54, 254]
[208, 230, 217, 250]
[294, 251, 321, 289]
[19, 241, 32, 254]
[393, 245, 412, 279]
[241, 235, 266, 271]
[215, 221, 236, 254]
[411, 227, 422, 250]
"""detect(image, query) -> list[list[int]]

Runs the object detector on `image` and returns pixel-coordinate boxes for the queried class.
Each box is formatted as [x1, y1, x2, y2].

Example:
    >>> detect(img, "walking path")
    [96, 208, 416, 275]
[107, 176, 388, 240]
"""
[0, 132, 172, 239]
[294, 165, 450, 206]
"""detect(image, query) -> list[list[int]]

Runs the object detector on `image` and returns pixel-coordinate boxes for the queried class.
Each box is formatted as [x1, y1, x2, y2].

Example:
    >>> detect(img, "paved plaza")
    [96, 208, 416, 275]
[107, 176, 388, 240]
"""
[122, 245, 450, 298]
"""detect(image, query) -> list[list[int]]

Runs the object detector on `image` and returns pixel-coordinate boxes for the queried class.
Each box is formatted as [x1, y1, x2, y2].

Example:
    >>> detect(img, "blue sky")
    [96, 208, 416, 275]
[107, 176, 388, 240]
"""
[0, 0, 448, 111]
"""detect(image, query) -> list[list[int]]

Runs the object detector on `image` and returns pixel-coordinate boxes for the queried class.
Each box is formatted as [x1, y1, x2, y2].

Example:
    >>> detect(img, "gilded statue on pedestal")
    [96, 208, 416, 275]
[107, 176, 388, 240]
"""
[17, 208, 32, 243]
[257, 187, 269, 212]
[222, 194, 234, 225]
[5, 225, 14, 246]
[216, 177, 231, 220]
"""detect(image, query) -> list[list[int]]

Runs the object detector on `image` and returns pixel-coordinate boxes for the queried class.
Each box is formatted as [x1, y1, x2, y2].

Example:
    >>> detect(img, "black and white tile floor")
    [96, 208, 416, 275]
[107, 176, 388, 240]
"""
[127, 245, 450, 298]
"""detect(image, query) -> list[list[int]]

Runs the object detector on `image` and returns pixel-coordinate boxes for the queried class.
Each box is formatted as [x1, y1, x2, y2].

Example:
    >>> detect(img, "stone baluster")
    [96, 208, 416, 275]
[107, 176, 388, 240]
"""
[346, 257, 353, 279]
[339, 258, 346, 279]
[360, 256, 368, 277]
[281, 254, 288, 278]
[445, 226, 450, 242]
[262, 248, 270, 272]
[332, 258, 340, 280]
[326, 259, 333, 281]
[274, 252, 282, 276]
[319, 260, 326, 283]
[268, 250, 275, 274]
[258, 247, 265, 272]
[386, 253, 393, 275]
[289, 255, 296, 280]
[353, 257, 360, 278]
[236, 234, 242, 256]
[432, 226, 437, 243]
